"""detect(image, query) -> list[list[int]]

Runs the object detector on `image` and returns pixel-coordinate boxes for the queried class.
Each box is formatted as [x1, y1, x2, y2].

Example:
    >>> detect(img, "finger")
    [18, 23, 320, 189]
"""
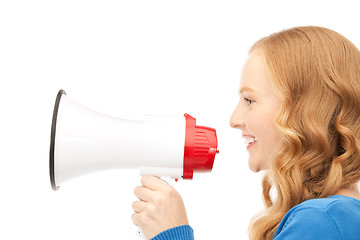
[131, 212, 139, 227]
[132, 200, 146, 213]
[134, 186, 153, 202]
[141, 175, 168, 191]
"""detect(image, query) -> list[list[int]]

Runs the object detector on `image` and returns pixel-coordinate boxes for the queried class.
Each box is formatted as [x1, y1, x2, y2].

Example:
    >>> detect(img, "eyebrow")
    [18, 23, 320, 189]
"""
[238, 86, 256, 94]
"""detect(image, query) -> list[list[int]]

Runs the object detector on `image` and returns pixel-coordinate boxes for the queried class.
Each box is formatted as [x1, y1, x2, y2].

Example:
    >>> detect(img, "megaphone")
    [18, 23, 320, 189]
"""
[49, 90, 218, 190]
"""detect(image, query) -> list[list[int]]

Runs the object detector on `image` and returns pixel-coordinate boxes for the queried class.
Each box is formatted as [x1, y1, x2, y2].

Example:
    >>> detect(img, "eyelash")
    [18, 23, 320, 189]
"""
[244, 97, 254, 105]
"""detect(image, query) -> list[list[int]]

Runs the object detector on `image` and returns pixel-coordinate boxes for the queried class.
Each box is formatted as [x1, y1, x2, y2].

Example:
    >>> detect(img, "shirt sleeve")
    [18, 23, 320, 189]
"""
[273, 207, 341, 240]
[151, 225, 194, 240]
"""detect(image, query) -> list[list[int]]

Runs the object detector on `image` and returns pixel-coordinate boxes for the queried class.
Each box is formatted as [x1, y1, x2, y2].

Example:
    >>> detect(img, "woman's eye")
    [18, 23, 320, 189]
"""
[244, 97, 254, 105]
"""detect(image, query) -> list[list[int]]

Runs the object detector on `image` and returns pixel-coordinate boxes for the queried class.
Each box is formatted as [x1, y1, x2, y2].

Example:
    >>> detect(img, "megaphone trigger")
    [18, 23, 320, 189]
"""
[160, 176, 172, 186]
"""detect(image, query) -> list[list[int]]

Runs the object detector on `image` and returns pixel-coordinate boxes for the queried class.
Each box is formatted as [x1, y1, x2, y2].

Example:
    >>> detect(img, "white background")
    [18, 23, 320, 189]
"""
[1, 0, 360, 239]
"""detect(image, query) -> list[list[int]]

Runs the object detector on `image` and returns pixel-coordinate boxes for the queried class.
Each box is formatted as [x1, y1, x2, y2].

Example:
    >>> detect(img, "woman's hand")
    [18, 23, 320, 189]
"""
[132, 175, 189, 239]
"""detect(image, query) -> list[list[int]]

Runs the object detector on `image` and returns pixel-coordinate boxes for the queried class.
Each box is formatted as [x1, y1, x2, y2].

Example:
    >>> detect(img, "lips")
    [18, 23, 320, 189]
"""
[247, 141, 257, 150]
[243, 135, 257, 149]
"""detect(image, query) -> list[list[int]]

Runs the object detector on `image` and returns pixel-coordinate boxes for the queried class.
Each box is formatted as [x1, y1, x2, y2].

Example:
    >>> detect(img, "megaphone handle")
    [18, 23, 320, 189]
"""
[136, 228, 147, 239]
[135, 177, 173, 239]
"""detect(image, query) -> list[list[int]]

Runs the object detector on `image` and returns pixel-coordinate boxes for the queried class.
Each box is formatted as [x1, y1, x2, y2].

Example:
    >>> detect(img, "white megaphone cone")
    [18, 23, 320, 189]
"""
[49, 90, 218, 191]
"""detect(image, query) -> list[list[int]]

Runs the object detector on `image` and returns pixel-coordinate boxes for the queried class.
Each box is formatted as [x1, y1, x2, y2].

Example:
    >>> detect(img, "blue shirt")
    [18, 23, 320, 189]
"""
[151, 225, 194, 240]
[151, 195, 360, 240]
[273, 195, 360, 239]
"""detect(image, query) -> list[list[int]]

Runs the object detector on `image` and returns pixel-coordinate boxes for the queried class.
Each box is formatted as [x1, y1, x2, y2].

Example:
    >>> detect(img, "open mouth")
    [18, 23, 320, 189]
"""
[245, 137, 257, 149]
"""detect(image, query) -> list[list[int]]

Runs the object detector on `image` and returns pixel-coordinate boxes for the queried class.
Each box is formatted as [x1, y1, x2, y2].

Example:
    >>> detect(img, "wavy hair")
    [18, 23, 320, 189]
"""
[248, 26, 360, 239]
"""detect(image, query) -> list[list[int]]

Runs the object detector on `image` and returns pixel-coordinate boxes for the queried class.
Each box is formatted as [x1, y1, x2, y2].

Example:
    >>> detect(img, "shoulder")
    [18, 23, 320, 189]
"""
[273, 195, 360, 240]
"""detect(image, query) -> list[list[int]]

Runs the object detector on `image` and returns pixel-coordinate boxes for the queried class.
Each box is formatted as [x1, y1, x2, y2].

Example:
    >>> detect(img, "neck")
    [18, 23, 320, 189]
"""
[335, 187, 360, 200]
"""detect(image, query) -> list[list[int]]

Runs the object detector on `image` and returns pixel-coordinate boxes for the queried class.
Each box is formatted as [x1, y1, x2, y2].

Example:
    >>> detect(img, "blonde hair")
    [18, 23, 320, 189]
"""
[249, 26, 360, 239]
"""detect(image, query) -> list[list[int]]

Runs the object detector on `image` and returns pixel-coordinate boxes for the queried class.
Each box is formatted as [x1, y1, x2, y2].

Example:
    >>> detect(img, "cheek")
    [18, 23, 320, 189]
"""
[243, 114, 254, 134]
[244, 110, 267, 135]
[245, 110, 280, 143]
[261, 113, 281, 149]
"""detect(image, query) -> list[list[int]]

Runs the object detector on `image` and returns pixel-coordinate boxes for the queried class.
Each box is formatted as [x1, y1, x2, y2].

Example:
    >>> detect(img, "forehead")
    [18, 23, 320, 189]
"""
[239, 51, 274, 96]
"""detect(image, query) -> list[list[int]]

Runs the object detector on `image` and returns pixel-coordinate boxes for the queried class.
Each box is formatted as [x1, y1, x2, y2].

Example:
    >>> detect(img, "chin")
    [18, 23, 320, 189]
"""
[248, 160, 261, 172]
[248, 158, 268, 172]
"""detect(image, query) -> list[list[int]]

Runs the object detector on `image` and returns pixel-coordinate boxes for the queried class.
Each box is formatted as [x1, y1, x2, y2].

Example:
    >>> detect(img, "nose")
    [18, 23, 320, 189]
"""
[230, 102, 244, 129]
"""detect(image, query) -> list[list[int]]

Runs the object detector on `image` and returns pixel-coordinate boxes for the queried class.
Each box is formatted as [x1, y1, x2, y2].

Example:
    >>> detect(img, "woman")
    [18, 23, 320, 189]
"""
[132, 26, 360, 240]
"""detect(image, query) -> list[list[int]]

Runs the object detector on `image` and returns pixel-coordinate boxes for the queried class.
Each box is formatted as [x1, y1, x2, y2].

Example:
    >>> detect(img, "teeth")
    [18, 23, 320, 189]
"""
[245, 137, 257, 145]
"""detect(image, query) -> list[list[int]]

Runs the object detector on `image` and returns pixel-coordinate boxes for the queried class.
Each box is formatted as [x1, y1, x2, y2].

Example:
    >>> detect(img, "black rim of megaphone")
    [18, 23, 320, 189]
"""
[49, 89, 66, 191]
